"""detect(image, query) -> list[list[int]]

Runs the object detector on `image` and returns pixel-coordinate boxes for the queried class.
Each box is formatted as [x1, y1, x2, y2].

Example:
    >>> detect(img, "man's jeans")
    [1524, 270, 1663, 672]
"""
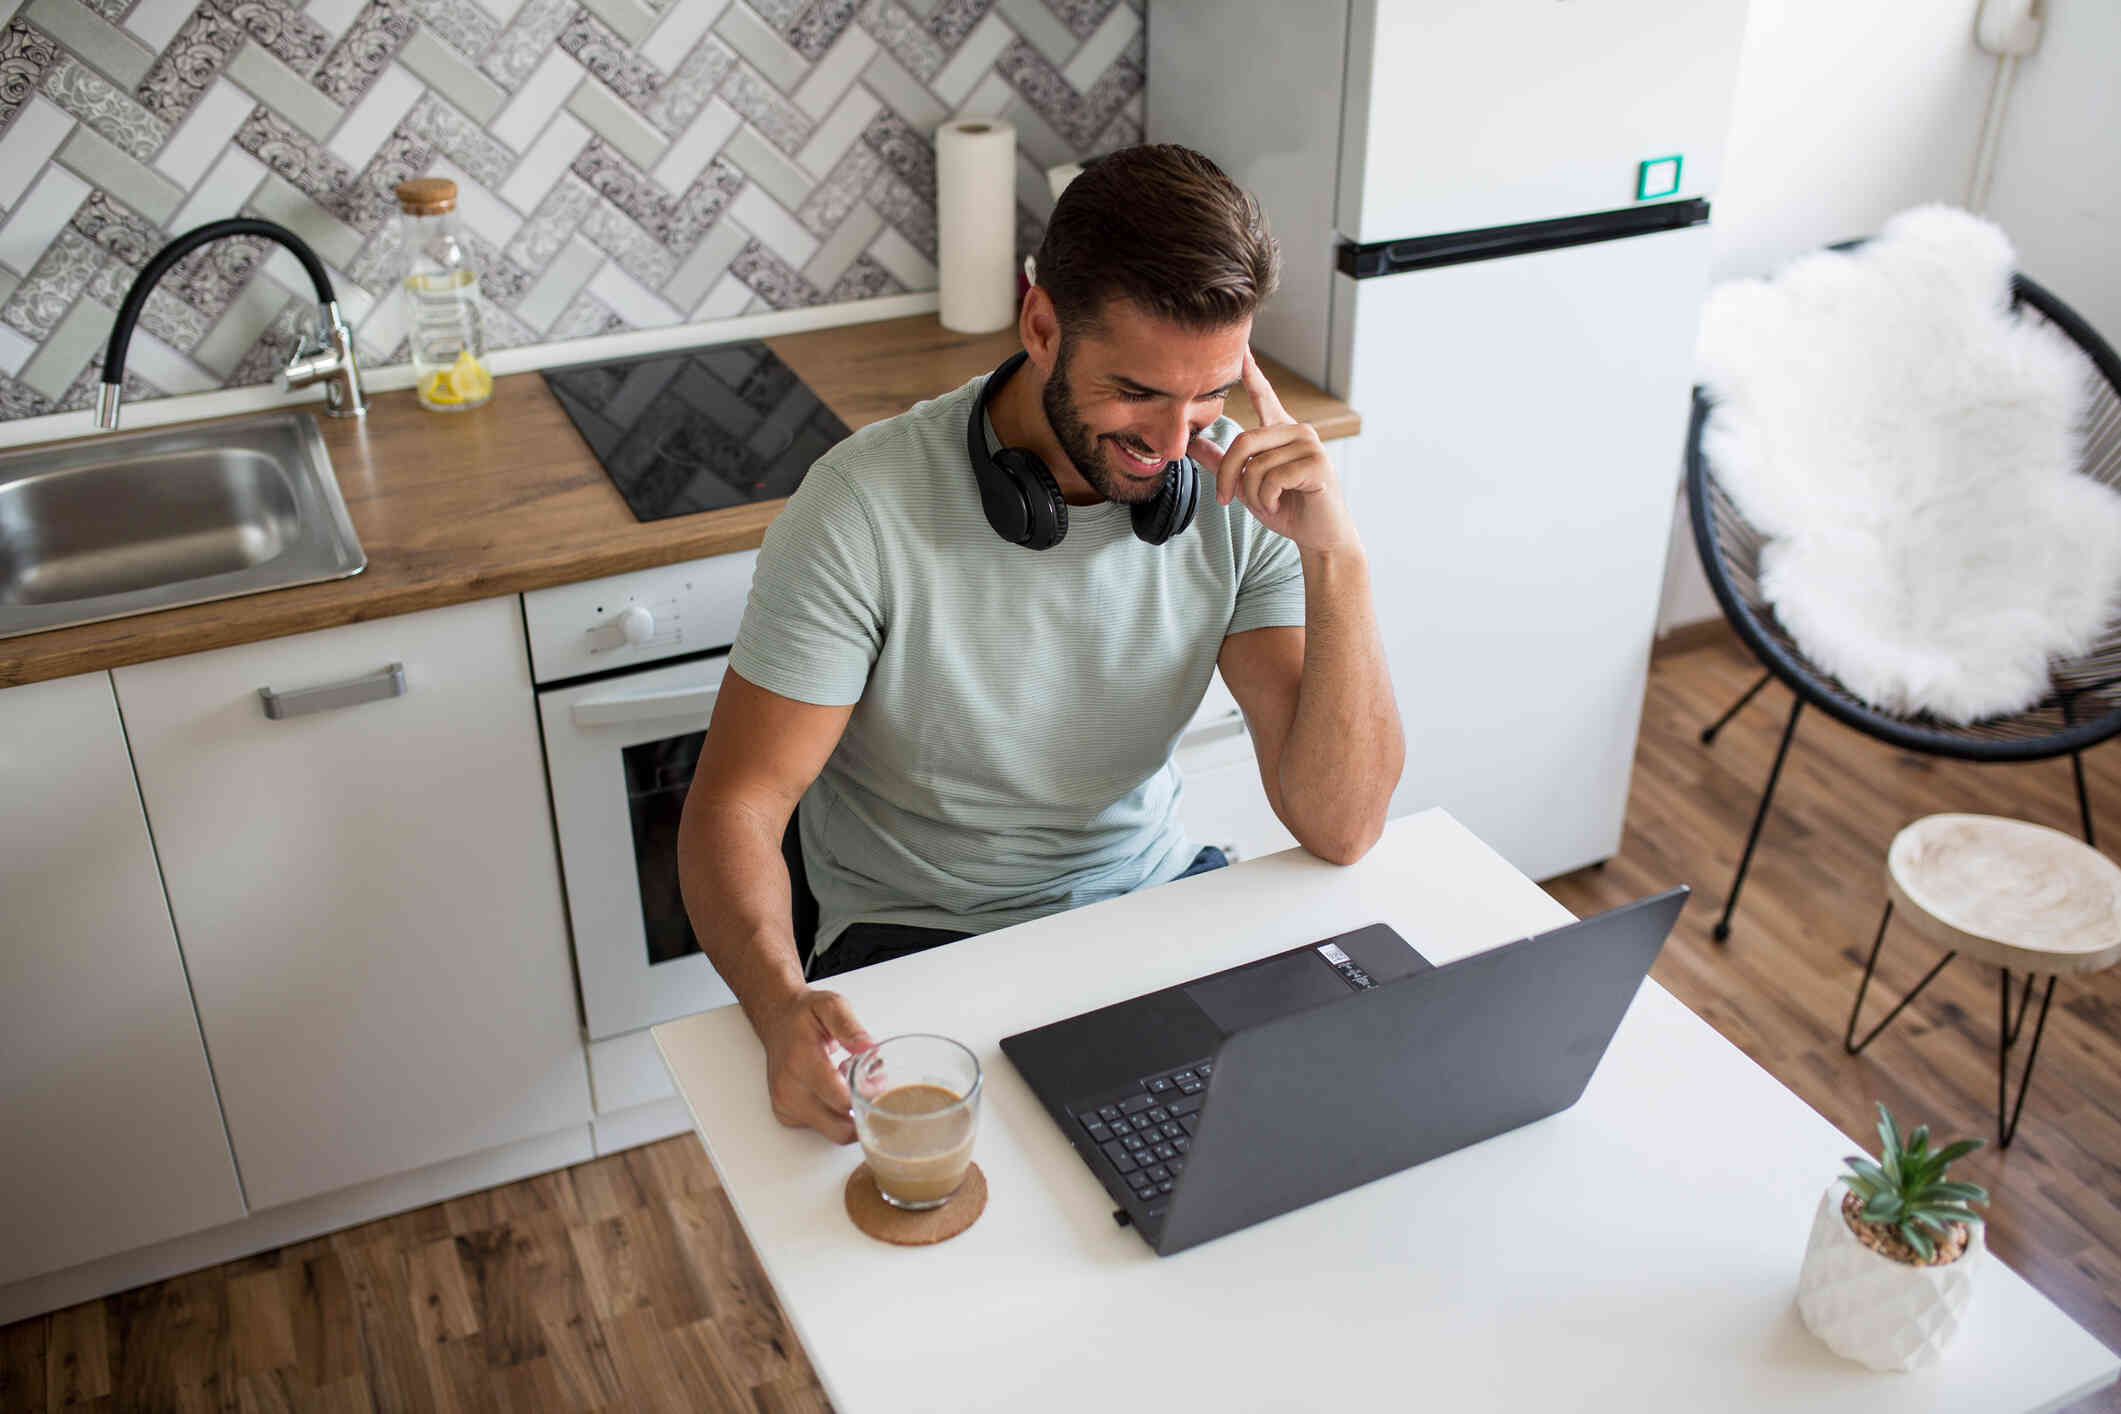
[807, 846, 1230, 981]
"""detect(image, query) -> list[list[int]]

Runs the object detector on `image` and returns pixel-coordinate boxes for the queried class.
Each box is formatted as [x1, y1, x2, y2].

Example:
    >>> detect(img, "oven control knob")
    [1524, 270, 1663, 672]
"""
[619, 604, 655, 645]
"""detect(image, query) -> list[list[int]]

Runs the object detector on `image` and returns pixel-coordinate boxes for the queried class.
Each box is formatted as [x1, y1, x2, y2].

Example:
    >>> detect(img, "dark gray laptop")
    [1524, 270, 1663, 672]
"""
[1001, 888, 1688, 1255]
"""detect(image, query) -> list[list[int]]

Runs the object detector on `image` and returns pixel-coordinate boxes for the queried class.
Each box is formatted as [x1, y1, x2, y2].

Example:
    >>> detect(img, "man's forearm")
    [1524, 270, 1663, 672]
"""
[676, 789, 812, 1032]
[1275, 546, 1404, 863]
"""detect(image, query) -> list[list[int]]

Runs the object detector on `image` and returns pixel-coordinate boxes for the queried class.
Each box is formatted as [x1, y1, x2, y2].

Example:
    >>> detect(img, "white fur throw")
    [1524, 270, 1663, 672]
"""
[1697, 205, 2119, 725]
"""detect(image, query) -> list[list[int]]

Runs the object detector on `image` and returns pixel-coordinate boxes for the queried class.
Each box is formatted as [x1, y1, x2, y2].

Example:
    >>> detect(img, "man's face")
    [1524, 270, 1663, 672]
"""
[1040, 301, 1251, 505]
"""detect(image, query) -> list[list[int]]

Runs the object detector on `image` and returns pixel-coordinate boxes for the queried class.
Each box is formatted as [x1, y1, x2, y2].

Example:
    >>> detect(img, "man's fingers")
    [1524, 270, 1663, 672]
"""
[1188, 429, 1225, 478]
[773, 1082, 857, 1144]
[796, 1025, 862, 1111]
[804, 1085, 858, 1145]
[788, 1036, 864, 1139]
[1255, 460, 1319, 517]
[1213, 424, 1303, 505]
[1241, 346, 1291, 427]
[809, 990, 874, 1058]
[767, 1061, 857, 1144]
[1238, 442, 1315, 516]
[1214, 435, 1244, 506]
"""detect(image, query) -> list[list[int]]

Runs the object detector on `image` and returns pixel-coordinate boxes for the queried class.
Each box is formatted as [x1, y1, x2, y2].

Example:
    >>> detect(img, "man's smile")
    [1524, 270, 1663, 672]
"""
[1107, 436, 1167, 477]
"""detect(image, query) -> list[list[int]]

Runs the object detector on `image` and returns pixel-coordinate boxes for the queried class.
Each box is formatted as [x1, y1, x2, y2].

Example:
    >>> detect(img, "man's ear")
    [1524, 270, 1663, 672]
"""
[1019, 286, 1061, 374]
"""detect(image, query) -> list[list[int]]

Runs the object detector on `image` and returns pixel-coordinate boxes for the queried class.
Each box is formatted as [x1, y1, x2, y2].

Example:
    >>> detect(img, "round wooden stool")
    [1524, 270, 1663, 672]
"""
[1845, 814, 2121, 1146]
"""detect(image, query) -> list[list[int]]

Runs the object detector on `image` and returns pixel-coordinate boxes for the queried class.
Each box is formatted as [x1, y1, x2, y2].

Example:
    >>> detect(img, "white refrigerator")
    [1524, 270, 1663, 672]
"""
[1148, 0, 1748, 881]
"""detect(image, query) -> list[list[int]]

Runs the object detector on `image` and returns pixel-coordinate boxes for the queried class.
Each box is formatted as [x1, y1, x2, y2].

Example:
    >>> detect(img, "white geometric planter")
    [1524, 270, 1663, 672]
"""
[1796, 1181, 1984, 1371]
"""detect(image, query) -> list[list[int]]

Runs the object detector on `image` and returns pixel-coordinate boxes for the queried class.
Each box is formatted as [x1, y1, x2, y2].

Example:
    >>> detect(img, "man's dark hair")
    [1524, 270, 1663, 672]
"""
[1032, 144, 1280, 336]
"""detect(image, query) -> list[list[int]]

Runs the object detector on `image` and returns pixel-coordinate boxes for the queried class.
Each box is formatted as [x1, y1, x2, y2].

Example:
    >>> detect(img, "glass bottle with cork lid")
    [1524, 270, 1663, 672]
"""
[394, 177, 492, 412]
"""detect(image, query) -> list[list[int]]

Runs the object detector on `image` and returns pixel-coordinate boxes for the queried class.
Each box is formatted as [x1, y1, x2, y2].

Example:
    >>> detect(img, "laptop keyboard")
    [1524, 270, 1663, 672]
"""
[1067, 1059, 1213, 1205]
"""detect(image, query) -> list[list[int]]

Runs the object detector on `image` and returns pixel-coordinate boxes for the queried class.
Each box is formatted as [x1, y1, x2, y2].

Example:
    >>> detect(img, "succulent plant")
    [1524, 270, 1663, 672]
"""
[1841, 1102, 1989, 1263]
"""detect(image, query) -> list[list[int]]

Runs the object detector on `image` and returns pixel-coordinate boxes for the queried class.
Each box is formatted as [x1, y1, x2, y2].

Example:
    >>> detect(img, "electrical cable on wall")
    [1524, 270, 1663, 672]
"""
[1967, 0, 2046, 214]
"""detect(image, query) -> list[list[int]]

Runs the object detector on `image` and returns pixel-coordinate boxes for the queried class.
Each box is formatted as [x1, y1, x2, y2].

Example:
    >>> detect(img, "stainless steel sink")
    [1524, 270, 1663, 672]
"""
[0, 411, 365, 639]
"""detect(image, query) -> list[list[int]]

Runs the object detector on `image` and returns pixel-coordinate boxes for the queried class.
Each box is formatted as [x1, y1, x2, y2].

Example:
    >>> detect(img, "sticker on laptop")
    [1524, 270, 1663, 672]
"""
[1317, 941, 1377, 990]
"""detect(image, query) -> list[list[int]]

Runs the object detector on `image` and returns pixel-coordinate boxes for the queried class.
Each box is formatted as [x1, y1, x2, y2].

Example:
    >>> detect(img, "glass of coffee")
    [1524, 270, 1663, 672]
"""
[845, 1035, 982, 1210]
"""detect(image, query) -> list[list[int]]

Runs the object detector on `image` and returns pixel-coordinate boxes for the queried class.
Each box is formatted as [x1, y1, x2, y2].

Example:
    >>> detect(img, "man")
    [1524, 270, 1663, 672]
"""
[677, 144, 1403, 1143]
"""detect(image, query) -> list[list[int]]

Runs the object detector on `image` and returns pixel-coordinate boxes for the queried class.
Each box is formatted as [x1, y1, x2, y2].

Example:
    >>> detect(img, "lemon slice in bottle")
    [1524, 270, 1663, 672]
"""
[421, 351, 491, 406]
[445, 350, 492, 402]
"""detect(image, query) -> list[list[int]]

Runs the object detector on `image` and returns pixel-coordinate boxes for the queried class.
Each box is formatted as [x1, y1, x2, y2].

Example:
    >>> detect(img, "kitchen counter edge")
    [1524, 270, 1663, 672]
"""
[0, 316, 1360, 688]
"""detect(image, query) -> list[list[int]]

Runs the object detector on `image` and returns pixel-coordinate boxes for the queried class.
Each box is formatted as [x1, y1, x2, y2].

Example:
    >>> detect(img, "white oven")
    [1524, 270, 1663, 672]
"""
[526, 550, 757, 1044]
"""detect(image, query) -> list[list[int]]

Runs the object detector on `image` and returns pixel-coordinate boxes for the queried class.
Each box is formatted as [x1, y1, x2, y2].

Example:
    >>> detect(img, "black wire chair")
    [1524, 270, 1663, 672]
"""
[1688, 268, 2121, 948]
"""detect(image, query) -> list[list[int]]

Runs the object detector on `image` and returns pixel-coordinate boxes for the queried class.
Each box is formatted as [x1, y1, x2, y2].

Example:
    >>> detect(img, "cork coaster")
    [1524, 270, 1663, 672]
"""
[843, 1162, 988, 1245]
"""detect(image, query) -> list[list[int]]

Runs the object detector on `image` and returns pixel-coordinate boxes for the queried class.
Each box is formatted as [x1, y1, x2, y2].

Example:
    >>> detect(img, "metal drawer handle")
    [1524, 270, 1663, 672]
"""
[258, 662, 407, 720]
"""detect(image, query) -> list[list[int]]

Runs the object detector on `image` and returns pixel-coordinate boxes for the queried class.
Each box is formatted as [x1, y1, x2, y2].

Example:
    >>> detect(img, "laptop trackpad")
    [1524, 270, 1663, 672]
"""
[1185, 951, 1354, 1034]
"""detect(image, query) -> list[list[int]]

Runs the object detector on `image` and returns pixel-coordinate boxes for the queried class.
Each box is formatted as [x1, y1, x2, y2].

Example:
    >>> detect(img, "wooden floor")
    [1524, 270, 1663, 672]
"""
[1546, 638, 2121, 1413]
[4, 637, 2118, 1412]
[0, 1138, 832, 1413]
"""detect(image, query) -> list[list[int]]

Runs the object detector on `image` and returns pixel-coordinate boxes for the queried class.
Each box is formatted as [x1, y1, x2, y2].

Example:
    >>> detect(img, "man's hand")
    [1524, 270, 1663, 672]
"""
[1190, 348, 1358, 553]
[753, 987, 876, 1144]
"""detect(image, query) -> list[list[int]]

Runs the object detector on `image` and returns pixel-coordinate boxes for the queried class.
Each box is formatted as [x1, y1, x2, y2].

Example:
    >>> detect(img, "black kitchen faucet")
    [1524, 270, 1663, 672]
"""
[95, 218, 367, 430]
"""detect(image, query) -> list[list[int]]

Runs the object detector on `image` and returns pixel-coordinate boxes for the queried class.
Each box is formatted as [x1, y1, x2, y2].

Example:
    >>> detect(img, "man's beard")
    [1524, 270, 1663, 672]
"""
[1040, 338, 1169, 507]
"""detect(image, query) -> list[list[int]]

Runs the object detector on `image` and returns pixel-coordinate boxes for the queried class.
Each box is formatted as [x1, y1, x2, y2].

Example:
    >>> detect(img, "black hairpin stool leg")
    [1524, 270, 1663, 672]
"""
[1843, 902, 1958, 1053]
[1997, 967, 2057, 1149]
[1714, 695, 1805, 943]
[1701, 671, 1774, 746]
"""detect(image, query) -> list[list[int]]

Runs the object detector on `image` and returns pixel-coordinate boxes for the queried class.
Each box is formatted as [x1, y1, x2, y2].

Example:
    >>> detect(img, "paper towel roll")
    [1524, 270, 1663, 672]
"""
[936, 118, 1018, 334]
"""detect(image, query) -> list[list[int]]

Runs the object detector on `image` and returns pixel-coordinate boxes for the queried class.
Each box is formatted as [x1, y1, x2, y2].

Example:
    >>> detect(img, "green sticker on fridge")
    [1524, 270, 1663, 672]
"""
[1636, 156, 1683, 201]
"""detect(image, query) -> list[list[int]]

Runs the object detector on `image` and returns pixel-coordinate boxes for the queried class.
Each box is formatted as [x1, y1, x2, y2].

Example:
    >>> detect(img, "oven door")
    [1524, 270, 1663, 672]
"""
[540, 653, 739, 1039]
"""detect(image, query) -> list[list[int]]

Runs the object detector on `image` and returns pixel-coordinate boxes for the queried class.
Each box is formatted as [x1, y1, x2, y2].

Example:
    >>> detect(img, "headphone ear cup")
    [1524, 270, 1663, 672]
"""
[970, 451, 1033, 545]
[994, 448, 1069, 550]
[1132, 456, 1201, 546]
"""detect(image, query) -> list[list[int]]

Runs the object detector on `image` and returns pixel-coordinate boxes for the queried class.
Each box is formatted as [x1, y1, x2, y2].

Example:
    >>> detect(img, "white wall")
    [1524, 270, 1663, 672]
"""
[1983, 1, 2121, 344]
[1654, 0, 1996, 633]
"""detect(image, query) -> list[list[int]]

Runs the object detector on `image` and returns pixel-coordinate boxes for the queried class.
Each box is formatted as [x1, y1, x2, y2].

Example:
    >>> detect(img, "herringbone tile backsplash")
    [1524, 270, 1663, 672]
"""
[0, 0, 1145, 421]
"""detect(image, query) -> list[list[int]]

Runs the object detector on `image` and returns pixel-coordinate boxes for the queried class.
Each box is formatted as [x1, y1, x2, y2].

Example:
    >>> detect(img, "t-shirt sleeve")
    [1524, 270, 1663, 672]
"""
[1200, 415, 1307, 636]
[729, 459, 885, 706]
[1229, 519, 1307, 635]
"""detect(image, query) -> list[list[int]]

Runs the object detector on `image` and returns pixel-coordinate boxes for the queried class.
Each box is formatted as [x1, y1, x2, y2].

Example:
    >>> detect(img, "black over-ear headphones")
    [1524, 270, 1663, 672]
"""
[966, 351, 1200, 551]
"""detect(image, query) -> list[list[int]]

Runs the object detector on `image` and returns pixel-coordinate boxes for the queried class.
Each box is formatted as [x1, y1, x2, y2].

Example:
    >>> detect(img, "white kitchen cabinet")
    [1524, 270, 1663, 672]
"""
[112, 597, 590, 1213]
[0, 672, 246, 1285]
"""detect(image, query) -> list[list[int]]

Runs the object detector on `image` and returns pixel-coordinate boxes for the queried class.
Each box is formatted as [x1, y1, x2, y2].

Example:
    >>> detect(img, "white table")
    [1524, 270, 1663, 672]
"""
[657, 810, 2119, 1413]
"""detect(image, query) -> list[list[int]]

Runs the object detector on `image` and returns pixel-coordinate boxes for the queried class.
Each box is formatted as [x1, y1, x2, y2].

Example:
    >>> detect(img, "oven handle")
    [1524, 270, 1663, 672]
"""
[570, 683, 720, 728]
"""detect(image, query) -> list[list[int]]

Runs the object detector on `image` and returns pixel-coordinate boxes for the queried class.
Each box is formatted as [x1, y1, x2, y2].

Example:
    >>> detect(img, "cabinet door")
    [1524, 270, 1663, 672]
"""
[113, 598, 590, 1212]
[0, 672, 245, 1284]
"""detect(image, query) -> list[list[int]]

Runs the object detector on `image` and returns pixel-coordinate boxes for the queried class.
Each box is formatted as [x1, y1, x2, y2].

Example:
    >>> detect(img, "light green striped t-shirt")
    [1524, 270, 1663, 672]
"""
[729, 370, 1306, 961]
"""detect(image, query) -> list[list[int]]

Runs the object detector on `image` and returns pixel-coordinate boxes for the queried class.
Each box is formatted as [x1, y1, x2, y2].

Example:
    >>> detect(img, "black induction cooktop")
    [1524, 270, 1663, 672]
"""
[542, 341, 852, 522]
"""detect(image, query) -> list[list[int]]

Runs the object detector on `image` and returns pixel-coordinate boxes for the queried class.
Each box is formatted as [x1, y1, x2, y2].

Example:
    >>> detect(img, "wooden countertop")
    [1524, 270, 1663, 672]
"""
[1, 314, 1359, 688]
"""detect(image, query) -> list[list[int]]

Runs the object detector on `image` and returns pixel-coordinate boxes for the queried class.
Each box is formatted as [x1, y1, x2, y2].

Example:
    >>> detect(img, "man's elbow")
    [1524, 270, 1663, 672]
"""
[1297, 811, 1388, 867]
[1283, 732, 1401, 864]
